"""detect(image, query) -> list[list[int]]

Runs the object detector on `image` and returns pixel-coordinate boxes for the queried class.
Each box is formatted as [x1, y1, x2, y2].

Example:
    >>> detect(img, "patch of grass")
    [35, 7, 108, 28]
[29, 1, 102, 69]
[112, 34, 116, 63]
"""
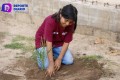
[4, 42, 24, 49]
[26, 37, 34, 41]
[12, 35, 26, 42]
[15, 56, 24, 58]
[12, 35, 34, 42]
[4, 35, 35, 52]
[31, 50, 37, 60]
[22, 45, 34, 52]
[80, 55, 103, 61]
[0, 32, 9, 36]
[79, 55, 103, 68]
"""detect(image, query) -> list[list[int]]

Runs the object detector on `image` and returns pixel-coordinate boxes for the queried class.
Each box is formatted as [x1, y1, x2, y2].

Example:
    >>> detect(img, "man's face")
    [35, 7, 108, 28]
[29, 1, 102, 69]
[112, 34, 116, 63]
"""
[60, 14, 74, 28]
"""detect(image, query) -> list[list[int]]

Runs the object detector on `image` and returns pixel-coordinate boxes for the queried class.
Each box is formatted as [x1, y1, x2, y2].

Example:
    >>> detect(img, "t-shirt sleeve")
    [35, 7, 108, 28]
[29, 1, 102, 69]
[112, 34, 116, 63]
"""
[64, 25, 74, 43]
[35, 26, 41, 49]
[44, 18, 54, 42]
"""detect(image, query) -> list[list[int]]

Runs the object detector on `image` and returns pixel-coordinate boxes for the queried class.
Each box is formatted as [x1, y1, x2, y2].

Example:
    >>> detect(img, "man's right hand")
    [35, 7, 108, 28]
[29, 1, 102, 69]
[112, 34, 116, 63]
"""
[45, 62, 55, 77]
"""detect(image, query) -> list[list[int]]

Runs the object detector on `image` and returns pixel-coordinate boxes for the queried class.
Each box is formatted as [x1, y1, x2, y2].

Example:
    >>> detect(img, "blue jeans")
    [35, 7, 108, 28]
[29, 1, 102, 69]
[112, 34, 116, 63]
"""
[37, 46, 73, 69]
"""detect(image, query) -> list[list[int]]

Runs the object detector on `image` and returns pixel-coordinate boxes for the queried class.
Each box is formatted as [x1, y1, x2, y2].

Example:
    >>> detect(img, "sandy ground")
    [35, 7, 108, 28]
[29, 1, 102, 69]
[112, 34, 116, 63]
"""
[0, 13, 120, 80]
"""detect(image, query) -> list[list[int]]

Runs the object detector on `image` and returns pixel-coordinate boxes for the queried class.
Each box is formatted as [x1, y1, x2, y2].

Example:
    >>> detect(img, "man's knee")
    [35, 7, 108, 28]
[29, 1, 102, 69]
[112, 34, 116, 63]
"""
[62, 50, 74, 65]
[44, 62, 49, 69]
[62, 57, 74, 65]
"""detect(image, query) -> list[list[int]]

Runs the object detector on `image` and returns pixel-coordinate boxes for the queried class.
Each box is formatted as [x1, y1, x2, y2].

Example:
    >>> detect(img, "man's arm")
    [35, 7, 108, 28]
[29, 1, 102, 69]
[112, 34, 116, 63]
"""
[45, 41, 55, 77]
[46, 41, 54, 63]
[54, 42, 69, 71]
[58, 42, 69, 60]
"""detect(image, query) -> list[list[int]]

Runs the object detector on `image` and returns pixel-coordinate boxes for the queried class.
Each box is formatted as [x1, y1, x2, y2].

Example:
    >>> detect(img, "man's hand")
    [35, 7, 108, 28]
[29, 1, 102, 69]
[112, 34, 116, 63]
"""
[54, 42, 69, 71]
[45, 41, 55, 77]
[45, 62, 55, 77]
[54, 58, 62, 71]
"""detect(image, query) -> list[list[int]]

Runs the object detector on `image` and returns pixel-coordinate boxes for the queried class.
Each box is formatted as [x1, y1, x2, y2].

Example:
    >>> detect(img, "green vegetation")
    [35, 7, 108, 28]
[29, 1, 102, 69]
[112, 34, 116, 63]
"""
[12, 35, 34, 42]
[4, 42, 24, 49]
[80, 55, 103, 61]
[31, 37, 47, 70]
[4, 35, 48, 70]
[31, 37, 52, 70]
[4, 35, 34, 52]
[0, 32, 9, 36]
[33, 47, 46, 70]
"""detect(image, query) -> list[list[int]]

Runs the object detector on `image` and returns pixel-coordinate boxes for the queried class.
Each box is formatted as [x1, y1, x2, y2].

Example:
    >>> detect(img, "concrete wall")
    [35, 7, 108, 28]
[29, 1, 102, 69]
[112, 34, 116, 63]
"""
[0, 0, 120, 42]
[0, 0, 120, 32]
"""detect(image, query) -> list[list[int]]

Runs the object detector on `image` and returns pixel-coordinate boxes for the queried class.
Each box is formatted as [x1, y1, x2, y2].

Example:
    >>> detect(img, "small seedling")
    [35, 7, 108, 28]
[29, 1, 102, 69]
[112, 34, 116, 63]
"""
[32, 36, 52, 70]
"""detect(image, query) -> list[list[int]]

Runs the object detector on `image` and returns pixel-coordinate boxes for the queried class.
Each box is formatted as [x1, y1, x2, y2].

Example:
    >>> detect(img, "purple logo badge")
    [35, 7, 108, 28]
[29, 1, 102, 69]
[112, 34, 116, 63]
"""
[1, 3, 12, 12]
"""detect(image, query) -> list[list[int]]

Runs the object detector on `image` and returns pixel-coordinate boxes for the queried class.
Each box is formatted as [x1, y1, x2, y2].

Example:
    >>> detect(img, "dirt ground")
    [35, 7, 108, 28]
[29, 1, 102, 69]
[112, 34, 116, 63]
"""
[0, 13, 120, 80]
[25, 58, 103, 80]
[0, 31, 103, 80]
